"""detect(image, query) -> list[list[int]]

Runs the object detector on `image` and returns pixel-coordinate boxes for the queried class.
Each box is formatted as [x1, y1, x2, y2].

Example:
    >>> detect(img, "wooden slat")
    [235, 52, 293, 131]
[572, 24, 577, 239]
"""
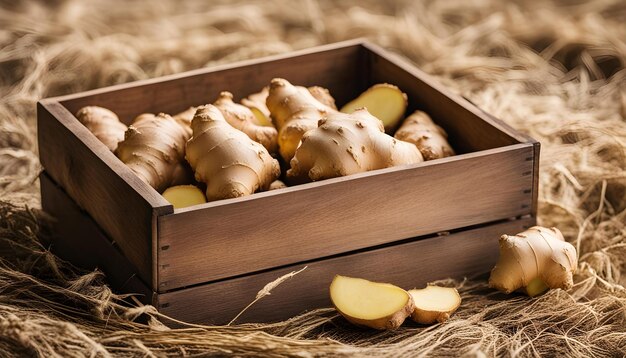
[157, 144, 534, 291]
[530, 141, 541, 216]
[158, 216, 535, 325]
[454, 103, 541, 216]
[37, 101, 171, 288]
[39, 172, 155, 304]
[39, 170, 533, 325]
[55, 40, 369, 124]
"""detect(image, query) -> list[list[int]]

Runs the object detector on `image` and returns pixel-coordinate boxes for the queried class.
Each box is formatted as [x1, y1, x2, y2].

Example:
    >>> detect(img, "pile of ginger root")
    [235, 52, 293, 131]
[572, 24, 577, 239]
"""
[76, 78, 455, 208]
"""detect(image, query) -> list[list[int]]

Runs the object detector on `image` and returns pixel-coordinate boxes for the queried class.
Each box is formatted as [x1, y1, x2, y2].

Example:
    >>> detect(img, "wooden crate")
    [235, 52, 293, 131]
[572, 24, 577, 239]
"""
[37, 39, 539, 324]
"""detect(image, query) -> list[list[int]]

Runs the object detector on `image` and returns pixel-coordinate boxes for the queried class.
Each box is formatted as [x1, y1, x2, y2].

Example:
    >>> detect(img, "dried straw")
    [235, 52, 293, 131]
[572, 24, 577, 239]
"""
[1, 0, 625, 356]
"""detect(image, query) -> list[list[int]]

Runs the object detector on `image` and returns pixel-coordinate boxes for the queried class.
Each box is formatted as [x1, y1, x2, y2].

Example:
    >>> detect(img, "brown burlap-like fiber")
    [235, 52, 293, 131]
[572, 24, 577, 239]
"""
[1, 0, 625, 356]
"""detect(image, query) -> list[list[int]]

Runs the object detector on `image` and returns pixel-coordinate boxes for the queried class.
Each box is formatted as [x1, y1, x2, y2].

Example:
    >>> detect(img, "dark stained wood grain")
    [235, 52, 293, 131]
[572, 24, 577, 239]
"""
[158, 216, 535, 325]
[157, 144, 534, 291]
[530, 141, 541, 216]
[456, 105, 541, 216]
[37, 101, 172, 288]
[39, 172, 155, 304]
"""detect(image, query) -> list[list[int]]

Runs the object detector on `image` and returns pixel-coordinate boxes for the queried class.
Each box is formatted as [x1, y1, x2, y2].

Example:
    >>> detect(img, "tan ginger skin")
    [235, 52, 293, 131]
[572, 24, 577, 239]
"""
[116, 113, 192, 192]
[185, 105, 280, 201]
[287, 108, 424, 182]
[395, 110, 455, 160]
[241, 87, 272, 123]
[489, 226, 578, 296]
[75, 106, 128, 152]
[212, 91, 278, 153]
[242, 85, 337, 127]
[172, 107, 197, 130]
[266, 78, 337, 162]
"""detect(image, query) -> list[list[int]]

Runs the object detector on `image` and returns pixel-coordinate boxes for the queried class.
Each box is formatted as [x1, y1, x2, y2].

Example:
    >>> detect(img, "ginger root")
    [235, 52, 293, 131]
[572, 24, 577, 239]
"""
[269, 180, 287, 190]
[287, 109, 424, 182]
[241, 87, 273, 127]
[341, 84, 407, 132]
[116, 113, 192, 192]
[172, 106, 197, 131]
[162, 185, 207, 209]
[213, 91, 278, 153]
[266, 78, 336, 162]
[185, 105, 280, 201]
[242, 85, 337, 127]
[306, 86, 337, 109]
[330, 275, 415, 330]
[394, 111, 455, 160]
[408, 286, 461, 324]
[489, 226, 578, 297]
[75, 106, 127, 152]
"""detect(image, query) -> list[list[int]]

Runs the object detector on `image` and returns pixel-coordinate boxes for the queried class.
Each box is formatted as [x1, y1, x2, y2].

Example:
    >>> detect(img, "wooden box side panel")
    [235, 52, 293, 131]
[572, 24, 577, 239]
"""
[158, 216, 535, 325]
[365, 43, 527, 153]
[157, 144, 534, 291]
[39, 172, 155, 303]
[37, 102, 169, 287]
[58, 43, 368, 124]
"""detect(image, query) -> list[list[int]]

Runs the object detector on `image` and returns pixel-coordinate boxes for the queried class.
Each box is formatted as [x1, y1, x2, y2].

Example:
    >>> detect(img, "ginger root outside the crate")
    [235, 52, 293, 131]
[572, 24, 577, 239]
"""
[266, 78, 337, 162]
[162, 185, 207, 209]
[330, 275, 415, 330]
[340, 83, 408, 132]
[116, 113, 192, 192]
[75, 106, 128, 152]
[213, 91, 278, 153]
[489, 226, 578, 297]
[242, 85, 337, 127]
[185, 104, 280, 201]
[287, 108, 423, 182]
[408, 286, 461, 324]
[394, 110, 455, 160]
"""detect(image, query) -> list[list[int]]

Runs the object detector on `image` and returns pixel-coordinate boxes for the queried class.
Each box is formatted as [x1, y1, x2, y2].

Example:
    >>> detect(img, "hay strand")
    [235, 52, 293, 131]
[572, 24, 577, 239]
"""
[1, 0, 625, 356]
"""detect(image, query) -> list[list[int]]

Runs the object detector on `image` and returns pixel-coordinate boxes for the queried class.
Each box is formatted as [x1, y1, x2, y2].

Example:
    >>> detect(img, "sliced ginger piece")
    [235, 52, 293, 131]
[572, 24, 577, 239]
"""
[408, 286, 461, 324]
[162, 185, 207, 209]
[489, 226, 578, 297]
[340, 84, 407, 132]
[330, 275, 415, 330]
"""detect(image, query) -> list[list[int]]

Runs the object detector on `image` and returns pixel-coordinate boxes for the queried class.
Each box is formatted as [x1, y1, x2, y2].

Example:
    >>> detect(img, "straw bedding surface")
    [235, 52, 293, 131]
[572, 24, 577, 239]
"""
[1, 0, 625, 356]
